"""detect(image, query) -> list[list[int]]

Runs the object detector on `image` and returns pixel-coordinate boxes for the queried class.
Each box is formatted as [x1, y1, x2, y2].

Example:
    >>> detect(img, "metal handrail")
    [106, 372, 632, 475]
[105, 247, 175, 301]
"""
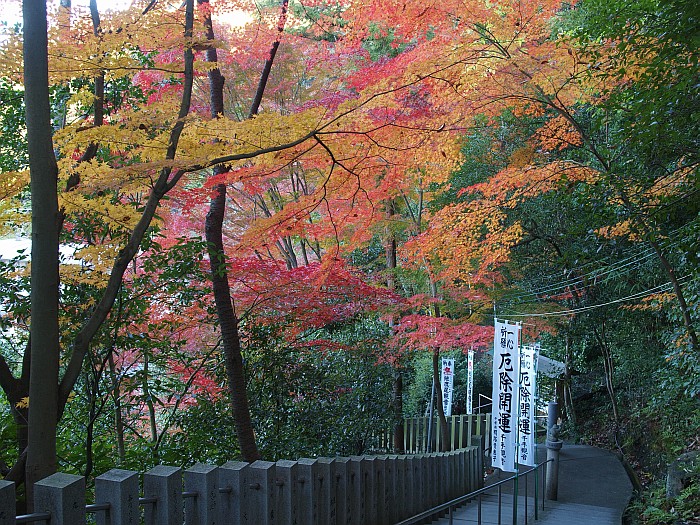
[14, 491, 202, 523]
[395, 458, 553, 525]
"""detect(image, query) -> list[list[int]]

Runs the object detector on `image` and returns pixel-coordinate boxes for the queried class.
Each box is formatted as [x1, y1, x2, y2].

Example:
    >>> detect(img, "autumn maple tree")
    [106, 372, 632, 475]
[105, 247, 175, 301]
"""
[0, 4, 696, 520]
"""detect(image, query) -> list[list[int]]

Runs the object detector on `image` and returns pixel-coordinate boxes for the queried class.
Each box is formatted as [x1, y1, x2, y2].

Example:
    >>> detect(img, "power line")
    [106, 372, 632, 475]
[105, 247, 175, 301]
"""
[499, 276, 690, 318]
[506, 248, 659, 302]
[499, 225, 690, 303]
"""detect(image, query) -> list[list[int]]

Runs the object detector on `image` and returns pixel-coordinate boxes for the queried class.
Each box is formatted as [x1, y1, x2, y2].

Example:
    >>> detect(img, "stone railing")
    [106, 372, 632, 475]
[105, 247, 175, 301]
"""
[0, 446, 483, 525]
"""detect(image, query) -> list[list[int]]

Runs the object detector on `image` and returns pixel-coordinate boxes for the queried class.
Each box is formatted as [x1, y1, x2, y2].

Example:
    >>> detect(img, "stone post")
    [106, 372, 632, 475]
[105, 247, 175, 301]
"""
[143, 466, 182, 525]
[332, 457, 349, 525]
[316, 458, 333, 525]
[297, 458, 317, 525]
[360, 456, 377, 525]
[274, 460, 297, 525]
[408, 454, 421, 518]
[385, 455, 398, 525]
[545, 401, 562, 500]
[373, 456, 386, 524]
[219, 461, 249, 525]
[347, 457, 362, 525]
[95, 469, 139, 525]
[0, 480, 15, 525]
[248, 461, 275, 525]
[185, 463, 219, 525]
[34, 473, 86, 525]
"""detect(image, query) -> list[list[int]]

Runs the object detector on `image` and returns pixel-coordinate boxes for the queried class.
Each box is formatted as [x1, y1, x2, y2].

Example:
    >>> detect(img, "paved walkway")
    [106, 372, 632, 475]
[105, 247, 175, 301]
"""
[435, 444, 633, 524]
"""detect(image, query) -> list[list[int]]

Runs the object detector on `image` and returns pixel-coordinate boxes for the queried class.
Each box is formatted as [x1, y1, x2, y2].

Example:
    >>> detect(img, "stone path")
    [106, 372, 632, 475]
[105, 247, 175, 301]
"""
[433, 444, 633, 525]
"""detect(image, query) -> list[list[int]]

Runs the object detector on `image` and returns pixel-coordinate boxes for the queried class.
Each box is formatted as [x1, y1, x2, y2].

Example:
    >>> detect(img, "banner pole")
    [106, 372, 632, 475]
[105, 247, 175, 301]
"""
[513, 342, 521, 525]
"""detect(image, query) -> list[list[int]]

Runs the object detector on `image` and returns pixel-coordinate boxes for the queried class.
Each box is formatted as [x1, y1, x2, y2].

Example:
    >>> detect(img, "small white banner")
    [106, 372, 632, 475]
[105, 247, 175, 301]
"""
[441, 357, 455, 417]
[518, 346, 538, 467]
[491, 320, 521, 473]
[466, 350, 474, 415]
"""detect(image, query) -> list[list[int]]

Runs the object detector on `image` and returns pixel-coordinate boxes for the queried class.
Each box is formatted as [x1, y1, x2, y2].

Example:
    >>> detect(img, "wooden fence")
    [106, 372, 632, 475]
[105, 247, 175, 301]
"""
[0, 446, 483, 525]
[398, 414, 491, 454]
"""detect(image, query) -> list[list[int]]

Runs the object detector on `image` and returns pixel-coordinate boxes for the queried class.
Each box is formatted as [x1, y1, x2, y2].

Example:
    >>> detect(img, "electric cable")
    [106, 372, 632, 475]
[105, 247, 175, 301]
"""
[499, 225, 690, 303]
[498, 275, 690, 318]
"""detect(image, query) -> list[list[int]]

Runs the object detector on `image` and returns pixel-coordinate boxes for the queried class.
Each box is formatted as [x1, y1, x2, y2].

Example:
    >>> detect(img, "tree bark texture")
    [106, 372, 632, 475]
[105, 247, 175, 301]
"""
[24, 0, 61, 498]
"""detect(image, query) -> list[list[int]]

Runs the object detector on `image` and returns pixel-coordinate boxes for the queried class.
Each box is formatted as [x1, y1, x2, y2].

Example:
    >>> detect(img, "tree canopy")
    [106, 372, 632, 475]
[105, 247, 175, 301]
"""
[0, 0, 697, 520]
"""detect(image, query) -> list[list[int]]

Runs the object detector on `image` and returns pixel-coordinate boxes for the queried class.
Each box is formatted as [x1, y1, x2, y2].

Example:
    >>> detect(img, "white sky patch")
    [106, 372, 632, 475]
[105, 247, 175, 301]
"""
[0, 237, 80, 264]
[0, 1, 251, 42]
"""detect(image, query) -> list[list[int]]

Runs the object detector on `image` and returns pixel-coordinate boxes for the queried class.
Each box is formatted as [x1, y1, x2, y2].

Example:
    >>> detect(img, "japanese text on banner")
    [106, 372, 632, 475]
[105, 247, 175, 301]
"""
[491, 320, 520, 473]
[518, 346, 538, 467]
[467, 350, 474, 415]
[441, 357, 455, 417]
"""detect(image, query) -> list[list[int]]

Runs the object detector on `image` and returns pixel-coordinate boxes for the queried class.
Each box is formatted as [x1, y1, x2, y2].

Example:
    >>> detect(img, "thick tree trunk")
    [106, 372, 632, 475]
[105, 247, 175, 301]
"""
[24, 0, 61, 499]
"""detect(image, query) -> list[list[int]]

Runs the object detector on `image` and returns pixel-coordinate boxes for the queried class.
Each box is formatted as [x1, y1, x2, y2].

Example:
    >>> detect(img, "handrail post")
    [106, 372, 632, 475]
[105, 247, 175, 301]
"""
[144, 465, 182, 525]
[534, 464, 539, 520]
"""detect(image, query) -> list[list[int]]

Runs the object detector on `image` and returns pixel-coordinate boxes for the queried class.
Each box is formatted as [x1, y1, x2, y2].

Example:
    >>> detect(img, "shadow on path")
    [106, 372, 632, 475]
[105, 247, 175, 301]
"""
[436, 444, 633, 525]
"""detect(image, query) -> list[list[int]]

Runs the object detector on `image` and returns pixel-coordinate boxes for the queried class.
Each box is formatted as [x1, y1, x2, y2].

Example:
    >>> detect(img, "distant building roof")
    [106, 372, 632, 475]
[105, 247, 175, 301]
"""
[538, 354, 566, 378]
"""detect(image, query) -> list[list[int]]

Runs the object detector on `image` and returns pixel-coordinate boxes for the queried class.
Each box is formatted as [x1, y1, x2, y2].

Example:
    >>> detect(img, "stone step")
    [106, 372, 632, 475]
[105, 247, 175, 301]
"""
[433, 493, 539, 524]
[535, 501, 622, 525]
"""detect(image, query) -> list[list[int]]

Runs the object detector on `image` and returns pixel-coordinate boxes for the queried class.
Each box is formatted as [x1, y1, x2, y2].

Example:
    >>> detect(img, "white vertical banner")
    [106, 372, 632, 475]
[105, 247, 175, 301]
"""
[518, 346, 538, 467]
[491, 320, 521, 472]
[441, 357, 455, 417]
[466, 350, 474, 415]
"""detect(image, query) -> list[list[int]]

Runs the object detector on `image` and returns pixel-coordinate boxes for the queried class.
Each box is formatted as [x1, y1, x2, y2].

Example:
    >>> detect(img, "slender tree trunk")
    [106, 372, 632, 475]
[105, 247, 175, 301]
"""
[57, 0, 195, 414]
[200, 1, 260, 461]
[199, 0, 288, 462]
[593, 324, 620, 431]
[428, 277, 450, 451]
[0, 340, 30, 485]
[385, 200, 405, 453]
[206, 182, 260, 461]
[648, 238, 699, 353]
[142, 350, 159, 449]
[9, 407, 28, 457]
[563, 330, 576, 425]
[24, 0, 61, 499]
[84, 369, 97, 478]
[247, 0, 288, 119]
[107, 352, 126, 463]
